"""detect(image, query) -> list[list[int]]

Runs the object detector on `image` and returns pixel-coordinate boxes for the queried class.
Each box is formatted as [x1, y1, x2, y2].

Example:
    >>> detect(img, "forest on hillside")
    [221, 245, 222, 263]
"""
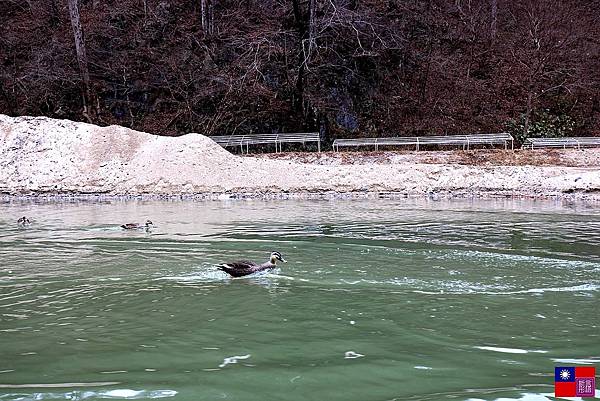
[1, 0, 599, 142]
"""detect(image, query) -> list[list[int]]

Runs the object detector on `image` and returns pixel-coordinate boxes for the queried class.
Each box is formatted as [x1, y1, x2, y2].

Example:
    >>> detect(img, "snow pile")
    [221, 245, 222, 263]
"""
[0, 114, 598, 198]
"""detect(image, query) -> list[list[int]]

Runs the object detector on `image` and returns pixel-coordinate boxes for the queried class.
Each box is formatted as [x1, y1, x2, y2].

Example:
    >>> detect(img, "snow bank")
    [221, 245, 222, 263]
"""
[1, 115, 598, 198]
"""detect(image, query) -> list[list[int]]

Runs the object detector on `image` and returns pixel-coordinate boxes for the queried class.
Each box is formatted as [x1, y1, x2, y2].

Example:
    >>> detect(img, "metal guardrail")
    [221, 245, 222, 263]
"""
[210, 132, 321, 153]
[332, 133, 514, 151]
[521, 137, 600, 150]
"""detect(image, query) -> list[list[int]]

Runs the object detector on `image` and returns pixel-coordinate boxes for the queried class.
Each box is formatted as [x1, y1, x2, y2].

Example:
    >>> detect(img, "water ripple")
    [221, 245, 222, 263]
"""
[0, 389, 177, 401]
[1, 198, 599, 401]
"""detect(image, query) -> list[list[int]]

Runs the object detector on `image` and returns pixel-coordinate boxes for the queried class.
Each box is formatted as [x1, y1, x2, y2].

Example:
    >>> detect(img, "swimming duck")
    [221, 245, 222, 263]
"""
[218, 251, 287, 277]
[17, 216, 31, 226]
[121, 220, 154, 230]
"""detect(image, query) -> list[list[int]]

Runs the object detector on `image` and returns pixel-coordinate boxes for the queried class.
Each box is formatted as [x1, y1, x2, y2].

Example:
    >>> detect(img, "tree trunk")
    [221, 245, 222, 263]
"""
[201, 0, 208, 35]
[67, 0, 92, 120]
[490, 0, 497, 40]
[201, 0, 215, 37]
[308, 0, 316, 43]
[208, 0, 214, 35]
[291, 0, 318, 118]
[524, 89, 533, 139]
[49, 0, 60, 26]
[291, 0, 303, 32]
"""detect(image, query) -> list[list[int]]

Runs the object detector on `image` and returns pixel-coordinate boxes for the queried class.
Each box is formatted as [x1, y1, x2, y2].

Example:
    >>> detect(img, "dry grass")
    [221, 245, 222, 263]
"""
[256, 148, 600, 167]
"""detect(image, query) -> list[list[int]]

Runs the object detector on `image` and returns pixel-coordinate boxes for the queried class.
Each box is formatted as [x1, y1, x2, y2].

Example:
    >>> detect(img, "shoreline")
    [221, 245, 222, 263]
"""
[2, 115, 600, 203]
[2, 189, 600, 203]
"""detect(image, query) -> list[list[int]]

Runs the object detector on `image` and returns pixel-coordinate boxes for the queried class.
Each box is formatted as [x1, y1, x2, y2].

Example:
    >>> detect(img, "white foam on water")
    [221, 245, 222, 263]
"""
[0, 388, 177, 400]
[238, 268, 282, 278]
[499, 359, 524, 365]
[159, 269, 228, 282]
[219, 354, 251, 368]
[439, 248, 600, 271]
[466, 394, 549, 401]
[344, 351, 364, 359]
[414, 366, 432, 370]
[510, 284, 600, 294]
[101, 389, 177, 399]
[467, 389, 600, 400]
[160, 267, 285, 283]
[475, 346, 548, 354]
[103, 389, 142, 398]
[270, 274, 296, 280]
[414, 283, 600, 296]
[551, 357, 600, 365]
[0, 382, 120, 389]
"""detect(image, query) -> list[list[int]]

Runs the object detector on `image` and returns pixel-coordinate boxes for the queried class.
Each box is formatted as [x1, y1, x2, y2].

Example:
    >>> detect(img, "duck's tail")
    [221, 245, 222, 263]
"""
[217, 264, 234, 276]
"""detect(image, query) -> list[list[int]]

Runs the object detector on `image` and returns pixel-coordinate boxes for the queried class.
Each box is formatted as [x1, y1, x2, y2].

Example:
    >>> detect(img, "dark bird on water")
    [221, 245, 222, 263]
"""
[121, 220, 154, 230]
[218, 251, 287, 277]
[17, 216, 31, 226]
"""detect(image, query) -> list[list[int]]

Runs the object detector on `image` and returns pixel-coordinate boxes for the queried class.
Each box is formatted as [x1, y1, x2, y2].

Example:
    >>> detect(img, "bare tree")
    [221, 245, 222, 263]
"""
[67, 0, 92, 119]
[201, 0, 215, 37]
[2, 0, 598, 136]
[490, 0, 497, 39]
[510, 0, 585, 136]
[308, 0, 316, 43]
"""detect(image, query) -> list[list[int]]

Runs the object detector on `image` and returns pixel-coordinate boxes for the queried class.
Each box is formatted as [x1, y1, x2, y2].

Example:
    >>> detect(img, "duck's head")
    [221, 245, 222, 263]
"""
[270, 251, 287, 264]
[17, 216, 30, 225]
[145, 220, 154, 227]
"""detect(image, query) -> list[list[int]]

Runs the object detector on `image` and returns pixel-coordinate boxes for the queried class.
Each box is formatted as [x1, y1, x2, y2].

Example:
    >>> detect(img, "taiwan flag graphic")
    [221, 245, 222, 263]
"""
[555, 366, 596, 397]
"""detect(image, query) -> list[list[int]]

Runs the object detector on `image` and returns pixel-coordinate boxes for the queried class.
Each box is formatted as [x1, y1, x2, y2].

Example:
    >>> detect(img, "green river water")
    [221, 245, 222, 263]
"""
[0, 199, 598, 401]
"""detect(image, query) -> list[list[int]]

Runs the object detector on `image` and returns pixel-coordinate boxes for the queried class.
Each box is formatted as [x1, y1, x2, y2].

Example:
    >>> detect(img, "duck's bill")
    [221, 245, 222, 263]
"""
[281, 258, 287, 263]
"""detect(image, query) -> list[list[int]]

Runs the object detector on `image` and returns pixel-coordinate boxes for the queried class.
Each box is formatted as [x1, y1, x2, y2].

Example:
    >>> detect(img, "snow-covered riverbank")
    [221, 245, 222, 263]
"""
[1, 115, 599, 200]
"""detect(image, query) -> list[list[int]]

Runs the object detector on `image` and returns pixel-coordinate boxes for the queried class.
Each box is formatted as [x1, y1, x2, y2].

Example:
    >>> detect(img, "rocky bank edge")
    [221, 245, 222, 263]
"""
[1, 114, 599, 199]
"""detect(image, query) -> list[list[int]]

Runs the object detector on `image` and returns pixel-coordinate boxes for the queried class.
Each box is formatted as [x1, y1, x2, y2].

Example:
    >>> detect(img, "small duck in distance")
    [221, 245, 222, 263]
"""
[218, 251, 287, 277]
[17, 216, 31, 226]
[121, 220, 154, 230]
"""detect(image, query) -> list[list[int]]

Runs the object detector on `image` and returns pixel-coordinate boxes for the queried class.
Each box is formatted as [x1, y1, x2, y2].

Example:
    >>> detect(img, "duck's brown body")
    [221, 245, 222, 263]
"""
[218, 261, 277, 277]
[218, 251, 286, 277]
[121, 220, 153, 230]
[121, 223, 142, 229]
